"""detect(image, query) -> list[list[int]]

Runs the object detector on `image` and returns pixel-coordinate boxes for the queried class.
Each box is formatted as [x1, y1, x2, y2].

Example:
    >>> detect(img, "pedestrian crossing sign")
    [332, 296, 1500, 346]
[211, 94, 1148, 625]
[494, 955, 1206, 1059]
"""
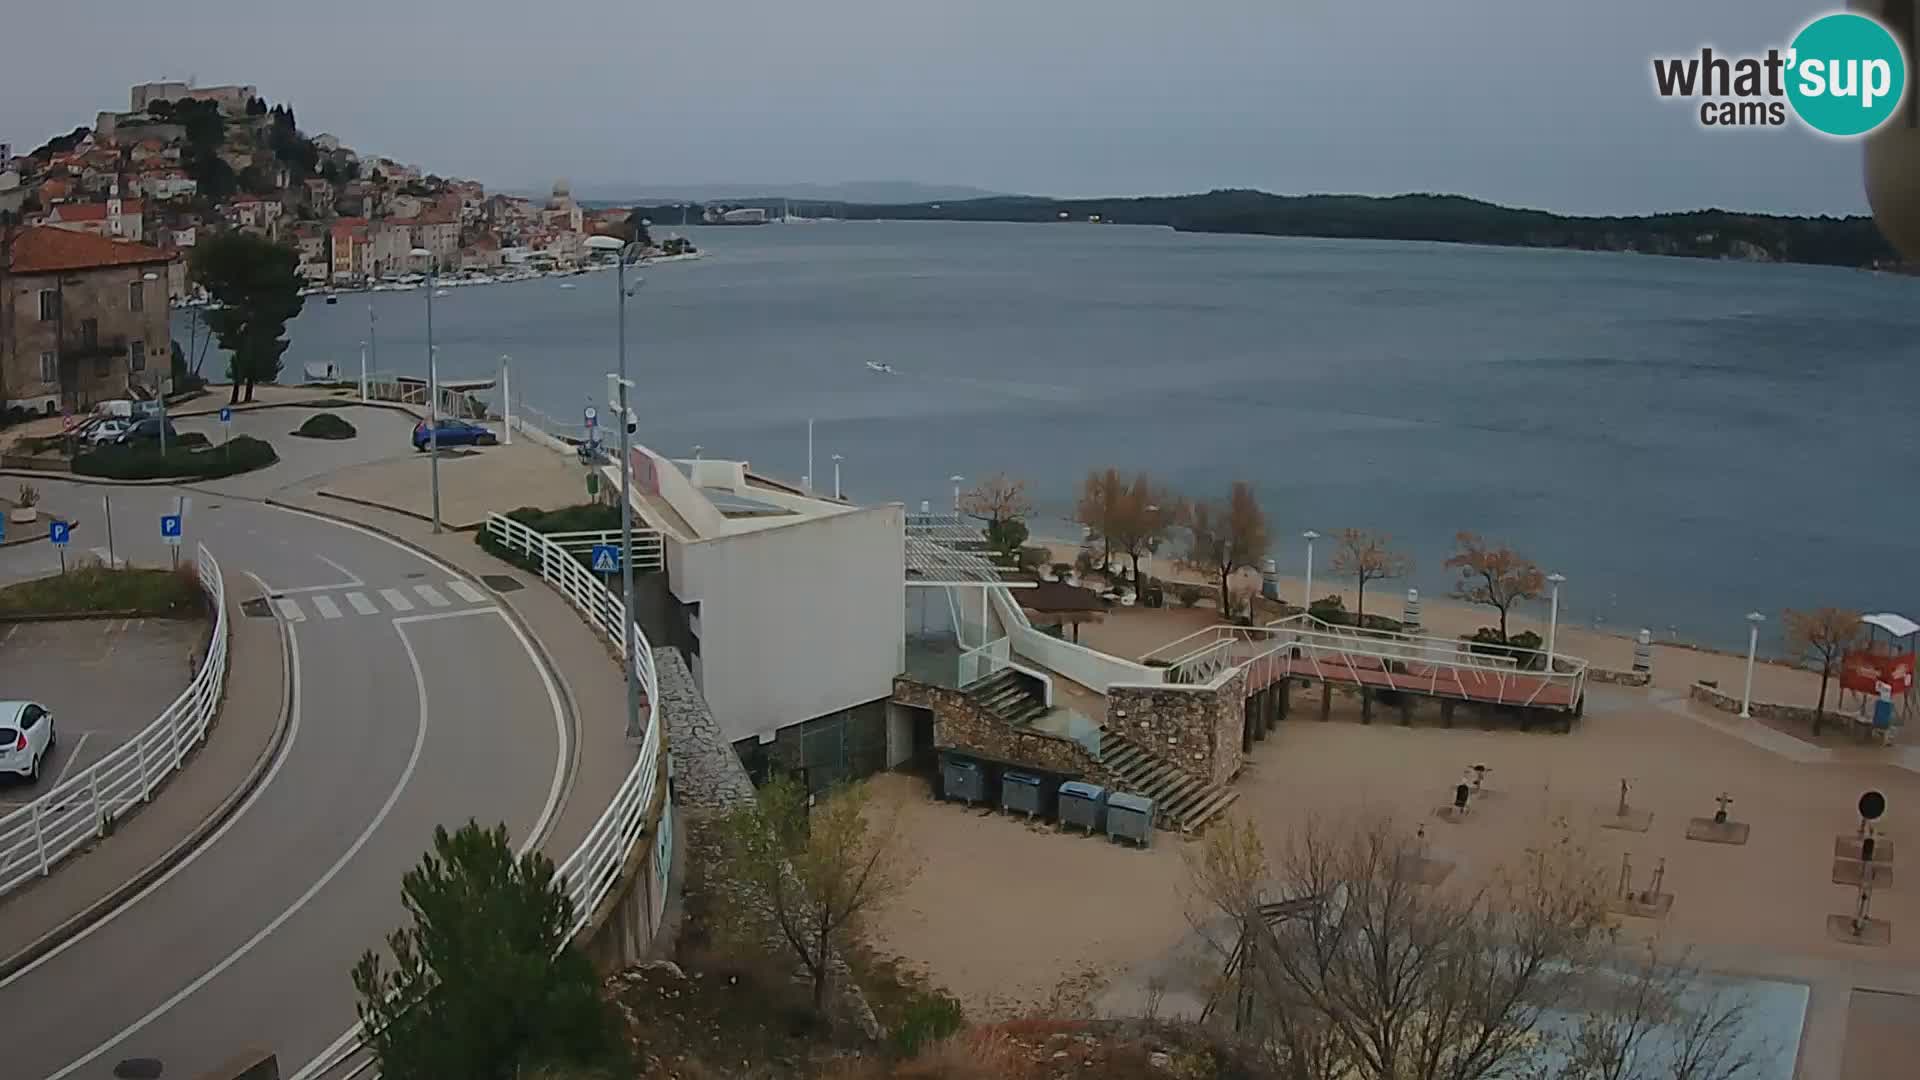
[591, 544, 620, 573]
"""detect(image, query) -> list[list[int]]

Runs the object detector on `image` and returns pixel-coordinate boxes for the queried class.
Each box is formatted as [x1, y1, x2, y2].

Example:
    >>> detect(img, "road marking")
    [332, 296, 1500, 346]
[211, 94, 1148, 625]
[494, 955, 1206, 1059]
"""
[44, 614, 427, 1080]
[314, 554, 363, 586]
[392, 606, 501, 625]
[413, 583, 450, 608]
[273, 598, 305, 622]
[0, 571, 303, 991]
[379, 588, 414, 612]
[344, 591, 378, 616]
[446, 579, 487, 604]
[311, 595, 342, 620]
[48, 732, 90, 789]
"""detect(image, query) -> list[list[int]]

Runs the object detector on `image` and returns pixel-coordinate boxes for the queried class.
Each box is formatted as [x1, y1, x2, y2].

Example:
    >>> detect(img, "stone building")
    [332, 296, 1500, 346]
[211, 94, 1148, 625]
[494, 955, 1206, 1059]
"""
[0, 226, 175, 414]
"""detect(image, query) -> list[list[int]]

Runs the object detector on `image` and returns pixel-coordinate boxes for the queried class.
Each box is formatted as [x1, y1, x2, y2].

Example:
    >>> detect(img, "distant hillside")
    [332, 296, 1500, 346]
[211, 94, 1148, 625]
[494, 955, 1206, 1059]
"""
[573, 180, 1009, 205]
[831, 190, 1898, 269]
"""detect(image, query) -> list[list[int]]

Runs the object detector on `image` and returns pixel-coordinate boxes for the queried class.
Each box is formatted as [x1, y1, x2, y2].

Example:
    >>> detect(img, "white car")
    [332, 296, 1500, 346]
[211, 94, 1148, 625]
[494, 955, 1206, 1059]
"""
[87, 418, 131, 445]
[0, 701, 55, 784]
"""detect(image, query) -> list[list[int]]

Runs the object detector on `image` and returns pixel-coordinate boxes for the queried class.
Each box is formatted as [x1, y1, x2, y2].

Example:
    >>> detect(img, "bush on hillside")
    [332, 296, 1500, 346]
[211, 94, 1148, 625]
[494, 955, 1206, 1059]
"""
[292, 412, 357, 440]
[1465, 627, 1547, 670]
[73, 435, 277, 480]
[474, 502, 641, 576]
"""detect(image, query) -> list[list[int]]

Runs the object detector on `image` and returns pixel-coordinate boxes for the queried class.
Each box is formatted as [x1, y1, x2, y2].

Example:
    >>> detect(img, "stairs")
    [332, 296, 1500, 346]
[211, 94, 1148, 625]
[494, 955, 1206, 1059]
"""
[966, 669, 1050, 727]
[1099, 730, 1240, 833]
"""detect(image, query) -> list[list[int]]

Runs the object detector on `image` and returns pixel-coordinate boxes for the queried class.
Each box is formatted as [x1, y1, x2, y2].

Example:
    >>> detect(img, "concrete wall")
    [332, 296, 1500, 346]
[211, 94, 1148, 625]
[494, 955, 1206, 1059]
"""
[668, 503, 906, 744]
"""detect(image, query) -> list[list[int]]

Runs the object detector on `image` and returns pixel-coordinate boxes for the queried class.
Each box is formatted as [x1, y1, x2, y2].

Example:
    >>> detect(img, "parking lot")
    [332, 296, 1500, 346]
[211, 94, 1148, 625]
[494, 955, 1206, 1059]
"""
[0, 618, 207, 808]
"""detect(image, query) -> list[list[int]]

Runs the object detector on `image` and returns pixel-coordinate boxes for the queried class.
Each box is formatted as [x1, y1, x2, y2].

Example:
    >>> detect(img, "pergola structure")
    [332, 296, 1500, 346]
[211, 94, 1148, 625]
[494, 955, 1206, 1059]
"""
[904, 514, 1031, 686]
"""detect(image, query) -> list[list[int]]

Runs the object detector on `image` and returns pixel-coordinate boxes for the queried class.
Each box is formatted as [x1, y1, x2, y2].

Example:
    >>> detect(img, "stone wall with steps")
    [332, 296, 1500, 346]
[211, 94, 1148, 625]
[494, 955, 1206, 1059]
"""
[1107, 667, 1249, 788]
[892, 675, 1121, 787]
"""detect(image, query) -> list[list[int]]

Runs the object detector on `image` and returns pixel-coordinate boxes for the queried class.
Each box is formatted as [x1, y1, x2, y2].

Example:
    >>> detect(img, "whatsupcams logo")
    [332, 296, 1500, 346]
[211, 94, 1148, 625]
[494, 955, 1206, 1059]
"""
[1652, 11, 1909, 136]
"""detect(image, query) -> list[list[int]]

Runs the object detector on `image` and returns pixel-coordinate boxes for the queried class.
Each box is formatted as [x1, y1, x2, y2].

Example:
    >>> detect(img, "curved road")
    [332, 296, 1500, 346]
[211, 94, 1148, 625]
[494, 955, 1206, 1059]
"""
[0, 476, 569, 1080]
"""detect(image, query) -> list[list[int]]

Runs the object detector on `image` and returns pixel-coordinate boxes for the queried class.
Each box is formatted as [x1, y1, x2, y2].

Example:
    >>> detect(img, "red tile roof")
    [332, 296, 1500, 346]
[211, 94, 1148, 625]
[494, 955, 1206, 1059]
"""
[50, 199, 144, 222]
[3, 225, 173, 274]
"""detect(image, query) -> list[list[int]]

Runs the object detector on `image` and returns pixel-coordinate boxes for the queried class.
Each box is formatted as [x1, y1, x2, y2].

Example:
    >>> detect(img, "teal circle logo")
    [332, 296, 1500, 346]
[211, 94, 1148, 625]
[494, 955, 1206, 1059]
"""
[1786, 12, 1908, 137]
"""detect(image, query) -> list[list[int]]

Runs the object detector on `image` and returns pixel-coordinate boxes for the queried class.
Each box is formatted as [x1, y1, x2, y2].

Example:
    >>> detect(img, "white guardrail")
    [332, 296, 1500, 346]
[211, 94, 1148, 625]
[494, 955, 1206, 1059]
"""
[0, 543, 228, 899]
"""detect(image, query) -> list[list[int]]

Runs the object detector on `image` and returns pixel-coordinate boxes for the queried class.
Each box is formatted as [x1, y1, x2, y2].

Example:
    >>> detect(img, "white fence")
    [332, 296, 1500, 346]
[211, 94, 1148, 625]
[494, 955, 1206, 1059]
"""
[538, 528, 666, 575]
[988, 585, 1164, 694]
[0, 543, 228, 899]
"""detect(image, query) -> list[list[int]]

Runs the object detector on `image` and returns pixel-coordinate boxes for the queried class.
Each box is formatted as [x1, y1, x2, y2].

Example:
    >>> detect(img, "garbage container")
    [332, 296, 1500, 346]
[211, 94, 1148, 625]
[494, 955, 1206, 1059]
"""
[1001, 770, 1044, 818]
[1058, 780, 1107, 834]
[942, 755, 985, 806]
[1106, 792, 1156, 848]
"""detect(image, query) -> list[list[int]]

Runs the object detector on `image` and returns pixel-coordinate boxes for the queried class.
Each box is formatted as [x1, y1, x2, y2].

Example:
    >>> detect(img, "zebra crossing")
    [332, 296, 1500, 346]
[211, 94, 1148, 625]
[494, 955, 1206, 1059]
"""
[270, 580, 494, 622]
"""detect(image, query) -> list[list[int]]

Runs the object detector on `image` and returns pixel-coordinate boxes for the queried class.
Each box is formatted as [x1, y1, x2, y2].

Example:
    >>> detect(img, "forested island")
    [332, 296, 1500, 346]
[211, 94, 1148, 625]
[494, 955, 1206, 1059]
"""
[823, 191, 1897, 270]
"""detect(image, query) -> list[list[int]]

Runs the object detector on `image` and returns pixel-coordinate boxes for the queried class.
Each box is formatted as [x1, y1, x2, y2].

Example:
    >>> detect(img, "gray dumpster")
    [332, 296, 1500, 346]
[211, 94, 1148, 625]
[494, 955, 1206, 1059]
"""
[942, 755, 985, 806]
[1001, 770, 1044, 818]
[1058, 780, 1107, 834]
[1106, 792, 1156, 848]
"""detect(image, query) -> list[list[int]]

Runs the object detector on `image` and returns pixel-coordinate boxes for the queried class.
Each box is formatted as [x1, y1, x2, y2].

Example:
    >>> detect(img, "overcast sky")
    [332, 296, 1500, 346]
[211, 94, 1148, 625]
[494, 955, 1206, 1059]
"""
[0, 0, 1881, 215]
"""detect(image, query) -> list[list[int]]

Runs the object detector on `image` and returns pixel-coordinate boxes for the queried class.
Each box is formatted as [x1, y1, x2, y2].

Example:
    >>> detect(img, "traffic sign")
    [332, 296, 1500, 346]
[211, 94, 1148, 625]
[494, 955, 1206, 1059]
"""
[49, 521, 70, 546]
[219, 407, 233, 423]
[161, 514, 183, 545]
[590, 544, 620, 573]
[584, 406, 598, 429]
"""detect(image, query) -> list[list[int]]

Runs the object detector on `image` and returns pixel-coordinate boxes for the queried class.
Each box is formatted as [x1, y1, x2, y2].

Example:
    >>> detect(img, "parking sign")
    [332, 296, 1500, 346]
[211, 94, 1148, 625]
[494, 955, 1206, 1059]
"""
[161, 514, 183, 545]
[49, 521, 70, 546]
[219, 407, 233, 423]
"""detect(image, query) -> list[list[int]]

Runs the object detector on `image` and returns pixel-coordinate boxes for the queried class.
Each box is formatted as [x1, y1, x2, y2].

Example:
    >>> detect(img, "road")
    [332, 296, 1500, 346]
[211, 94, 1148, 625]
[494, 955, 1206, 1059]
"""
[0, 472, 569, 1080]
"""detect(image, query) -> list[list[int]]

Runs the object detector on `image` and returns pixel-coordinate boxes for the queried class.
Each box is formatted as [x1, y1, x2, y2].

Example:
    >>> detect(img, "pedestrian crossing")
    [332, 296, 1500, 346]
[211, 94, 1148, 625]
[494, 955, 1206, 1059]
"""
[269, 580, 493, 622]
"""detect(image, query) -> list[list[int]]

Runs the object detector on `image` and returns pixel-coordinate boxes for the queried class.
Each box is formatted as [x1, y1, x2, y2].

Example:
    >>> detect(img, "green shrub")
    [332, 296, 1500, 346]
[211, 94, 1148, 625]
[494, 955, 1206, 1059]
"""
[176, 431, 211, 448]
[474, 502, 637, 576]
[1465, 628, 1546, 669]
[0, 563, 204, 616]
[293, 412, 357, 440]
[887, 990, 965, 1057]
[73, 435, 278, 480]
[1308, 594, 1349, 625]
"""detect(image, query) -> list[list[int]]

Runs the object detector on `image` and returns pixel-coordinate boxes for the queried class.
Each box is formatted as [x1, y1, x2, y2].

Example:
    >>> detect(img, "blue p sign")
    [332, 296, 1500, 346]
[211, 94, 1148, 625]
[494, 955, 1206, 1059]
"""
[49, 521, 70, 546]
[160, 514, 183, 544]
[219, 407, 233, 423]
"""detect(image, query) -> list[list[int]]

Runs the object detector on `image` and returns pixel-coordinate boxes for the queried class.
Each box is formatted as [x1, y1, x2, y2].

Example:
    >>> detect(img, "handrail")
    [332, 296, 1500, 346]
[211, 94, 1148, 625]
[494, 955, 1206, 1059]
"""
[0, 544, 228, 899]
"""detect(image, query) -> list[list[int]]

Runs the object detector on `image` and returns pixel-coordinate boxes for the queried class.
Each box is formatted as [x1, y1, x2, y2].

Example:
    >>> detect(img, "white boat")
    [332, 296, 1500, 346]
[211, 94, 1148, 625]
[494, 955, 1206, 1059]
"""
[433, 289, 451, 297]
[865, 361, 894, 374]
[559, 282, 576, 290]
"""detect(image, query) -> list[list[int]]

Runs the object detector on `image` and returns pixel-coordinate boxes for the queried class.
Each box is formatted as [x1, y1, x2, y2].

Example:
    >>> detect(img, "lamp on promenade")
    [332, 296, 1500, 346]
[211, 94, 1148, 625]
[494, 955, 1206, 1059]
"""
[142, 271, 170, 456]
[1301, 530, 1320, 611]
[410, 248, 441, 533]
[951, 475, 964, 513]
[586, 232, 646, 743]
[1740, 612, 1766, 718]
[832, 454, 844, 501]
[1545, 572, 1566, 670]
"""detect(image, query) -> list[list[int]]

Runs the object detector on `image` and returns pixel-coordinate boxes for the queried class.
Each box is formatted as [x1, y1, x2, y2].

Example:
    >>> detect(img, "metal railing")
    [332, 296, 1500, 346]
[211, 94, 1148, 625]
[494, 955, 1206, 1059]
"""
[0, 543, 228, 899]
[537, 528, 666, 574]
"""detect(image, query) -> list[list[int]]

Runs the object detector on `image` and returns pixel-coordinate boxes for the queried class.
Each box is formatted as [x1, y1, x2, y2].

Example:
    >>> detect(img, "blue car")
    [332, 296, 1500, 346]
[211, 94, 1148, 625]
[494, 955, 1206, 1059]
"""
[412, 418, 498, 451]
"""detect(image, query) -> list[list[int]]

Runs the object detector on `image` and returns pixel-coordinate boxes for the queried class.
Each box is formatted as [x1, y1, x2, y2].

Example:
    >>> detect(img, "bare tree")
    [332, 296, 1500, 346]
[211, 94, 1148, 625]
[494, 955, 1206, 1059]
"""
[1108, 472, 1182, 593]
[714, 778, 916, 1014]
[1328, 528, 1411, 626]
[1074, 467, 1125, 569]
[1185, 813, 1614, 1080]
[1558, 942, 1760, 1080]
[1444, 532, 1546, 641]
[1781, 607, 1864, 735]
[1184, 482, 1270, 619]
[959, 472, 1034, 562]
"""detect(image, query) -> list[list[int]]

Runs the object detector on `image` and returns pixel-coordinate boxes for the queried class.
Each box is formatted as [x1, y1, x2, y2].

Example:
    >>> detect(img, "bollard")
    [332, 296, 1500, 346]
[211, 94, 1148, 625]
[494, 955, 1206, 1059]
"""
[1632, 628, 1652, 675]
[1261, 558, 1280, 602]
[1404, 588, 1422, 632]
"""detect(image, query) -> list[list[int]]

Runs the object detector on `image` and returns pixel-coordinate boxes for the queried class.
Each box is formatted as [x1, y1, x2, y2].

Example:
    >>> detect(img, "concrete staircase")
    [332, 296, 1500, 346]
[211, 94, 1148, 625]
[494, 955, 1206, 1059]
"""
[1099, 730, 1240, 833]
[966, 669, 1050, 727]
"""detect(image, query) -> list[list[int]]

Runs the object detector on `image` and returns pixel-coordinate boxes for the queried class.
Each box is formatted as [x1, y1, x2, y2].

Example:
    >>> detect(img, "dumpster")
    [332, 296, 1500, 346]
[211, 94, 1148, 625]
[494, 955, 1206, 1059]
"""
[1106, 791, 1156, 848]
[942, 755, 985, 806]
[1058, 780, 1107, 834]
[1001, 770, 1044, 818]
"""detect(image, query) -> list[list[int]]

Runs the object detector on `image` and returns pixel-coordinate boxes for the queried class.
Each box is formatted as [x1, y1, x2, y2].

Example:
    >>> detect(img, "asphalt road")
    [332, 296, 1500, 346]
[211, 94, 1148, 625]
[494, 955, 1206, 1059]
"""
[0, 476, 568, 1080]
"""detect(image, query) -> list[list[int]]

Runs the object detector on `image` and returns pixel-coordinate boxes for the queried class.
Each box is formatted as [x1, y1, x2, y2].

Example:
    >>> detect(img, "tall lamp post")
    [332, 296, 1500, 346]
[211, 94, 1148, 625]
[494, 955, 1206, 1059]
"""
[950, 474, 964, 513]
[1740, 612, 1765, 718]
[410, 248, 441, 532]
[586, 233, 645, 742]
[1545, 572, 1566, 670]
[1301, 530, 1320, 611]
[832, 453, 844, 500]
[143, 271, 168, 456]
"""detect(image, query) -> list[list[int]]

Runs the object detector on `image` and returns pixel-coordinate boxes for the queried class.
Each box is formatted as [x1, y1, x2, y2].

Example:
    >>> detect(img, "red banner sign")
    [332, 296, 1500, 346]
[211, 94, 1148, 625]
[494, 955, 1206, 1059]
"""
[1841, 649, 1916, 695]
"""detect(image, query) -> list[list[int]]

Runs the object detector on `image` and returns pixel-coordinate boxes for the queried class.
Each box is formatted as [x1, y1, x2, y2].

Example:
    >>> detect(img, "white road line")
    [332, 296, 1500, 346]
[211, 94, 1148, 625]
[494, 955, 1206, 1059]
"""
[45, 614, 428, 1080]
[413, 583, 450, 608]
[391, 606, 501, 626]
[344, 591, 378, 616]
[379, 588, 414, 612]
[446, 579, 487, 604]
[310, 595, 342, 620]
[314, 554, 363, 586]
[1, 571, 303, 991]
[49, 733, 91, 789]
[273, 598, 305, 622]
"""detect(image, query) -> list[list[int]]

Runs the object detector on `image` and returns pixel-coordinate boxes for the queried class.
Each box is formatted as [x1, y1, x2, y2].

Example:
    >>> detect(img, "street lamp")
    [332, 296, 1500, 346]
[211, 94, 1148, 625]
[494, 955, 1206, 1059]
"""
[142, 271, 169, 456]
[410, 248, 441, 533]
[1545, 572, 1566, 670]
[951, 474, 964, 513]
[832, 453, 844, 500]
[586, 232, 645, 742]
[498, 353, 512, 445]
[1301, 530, 1320, 611]
[1740, 612, 1765, 718]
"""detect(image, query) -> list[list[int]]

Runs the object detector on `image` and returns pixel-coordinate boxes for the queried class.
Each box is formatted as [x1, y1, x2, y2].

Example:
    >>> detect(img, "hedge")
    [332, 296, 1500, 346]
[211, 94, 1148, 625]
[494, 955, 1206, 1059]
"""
[74, 435, 279, 480]
[293, 413, 358, 440]
[474, 502, 642, 575]
[0, 564, 204, 617]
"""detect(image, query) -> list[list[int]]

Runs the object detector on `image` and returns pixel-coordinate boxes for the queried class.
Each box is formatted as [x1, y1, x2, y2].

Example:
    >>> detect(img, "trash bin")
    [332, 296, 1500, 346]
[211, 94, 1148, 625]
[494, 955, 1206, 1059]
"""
[1106, 792, 1155, 848]
[942, 755, 985, 806]
[1001, 770, 1044, 818]
[1058, 780, 1107, 834]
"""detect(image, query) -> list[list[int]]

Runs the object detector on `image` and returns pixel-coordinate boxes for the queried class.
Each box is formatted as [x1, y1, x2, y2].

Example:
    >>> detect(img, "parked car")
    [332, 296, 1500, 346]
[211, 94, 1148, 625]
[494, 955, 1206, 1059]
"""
[88, 418, 132, 445]
[117, 418, 180, 446]
[412, 418, 497, 451]
[0, 701, 56, 784]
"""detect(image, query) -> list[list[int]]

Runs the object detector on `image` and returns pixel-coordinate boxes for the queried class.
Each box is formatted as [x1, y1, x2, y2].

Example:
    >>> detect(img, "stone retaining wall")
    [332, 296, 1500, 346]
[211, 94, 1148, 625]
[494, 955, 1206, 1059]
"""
[1108, 666, 1248, 787]
[1688, 681, 1825, 727]
[893, 676, 1120, 786]
[1589, 667, 1651, 687]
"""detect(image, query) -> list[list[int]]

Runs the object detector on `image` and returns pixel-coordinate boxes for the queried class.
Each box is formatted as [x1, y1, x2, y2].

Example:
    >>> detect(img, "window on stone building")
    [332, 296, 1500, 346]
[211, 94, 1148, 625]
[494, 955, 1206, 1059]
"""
[39, 352, 56, 384]
[130, 340, 146, 372]
[129, 279, 144, 312]
[38, 290, 59, 321]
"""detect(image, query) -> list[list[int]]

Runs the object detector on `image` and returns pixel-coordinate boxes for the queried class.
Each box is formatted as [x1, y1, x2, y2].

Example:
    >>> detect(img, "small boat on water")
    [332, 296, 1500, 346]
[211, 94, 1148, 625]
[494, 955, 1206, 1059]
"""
[433, 289, 451, 297]
[325, 294, 338, 305]
[865, 361, 895, 374]
[558, 283, 576, 290]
